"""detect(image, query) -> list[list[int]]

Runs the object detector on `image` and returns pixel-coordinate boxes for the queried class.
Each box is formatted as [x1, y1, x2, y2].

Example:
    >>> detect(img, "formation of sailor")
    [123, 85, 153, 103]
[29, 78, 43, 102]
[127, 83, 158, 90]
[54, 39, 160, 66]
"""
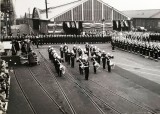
[112, 33, 160, 61]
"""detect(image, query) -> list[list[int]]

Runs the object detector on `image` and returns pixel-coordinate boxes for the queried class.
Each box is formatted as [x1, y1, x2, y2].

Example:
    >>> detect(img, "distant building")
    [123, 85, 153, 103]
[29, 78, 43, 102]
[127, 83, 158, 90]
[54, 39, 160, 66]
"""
[31, 0, 130, 34]
[123, 9, 160, 32]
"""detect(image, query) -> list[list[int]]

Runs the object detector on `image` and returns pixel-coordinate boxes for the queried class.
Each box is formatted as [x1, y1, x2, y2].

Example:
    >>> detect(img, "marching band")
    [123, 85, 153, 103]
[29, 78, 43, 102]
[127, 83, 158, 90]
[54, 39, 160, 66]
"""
[48, 42, 115, 80]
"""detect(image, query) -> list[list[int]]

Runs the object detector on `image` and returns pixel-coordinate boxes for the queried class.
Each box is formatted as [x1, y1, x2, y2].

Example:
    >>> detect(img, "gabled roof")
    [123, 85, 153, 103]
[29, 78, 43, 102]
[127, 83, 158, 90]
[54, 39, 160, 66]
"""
[38, 0, 83, 20]
[122, 9, 160, 18]
[34, 0, 129, 20]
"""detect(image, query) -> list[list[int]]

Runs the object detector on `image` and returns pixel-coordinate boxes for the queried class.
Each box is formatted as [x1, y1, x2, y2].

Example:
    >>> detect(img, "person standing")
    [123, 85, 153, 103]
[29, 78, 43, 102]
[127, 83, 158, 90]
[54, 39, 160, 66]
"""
[60, 45, 64, 59]
[84, 59, 89, 80]
[36, 35, 39, 48]
[70, 51, 75, 68]
[85, 42, 90, 56]
[106, 57, 111, 72]
[101, 50, 107, 69]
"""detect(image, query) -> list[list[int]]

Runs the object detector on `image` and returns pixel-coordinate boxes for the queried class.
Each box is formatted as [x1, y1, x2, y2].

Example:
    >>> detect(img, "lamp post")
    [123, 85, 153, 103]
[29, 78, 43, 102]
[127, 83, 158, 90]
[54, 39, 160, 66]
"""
[101, 18, 105, 37]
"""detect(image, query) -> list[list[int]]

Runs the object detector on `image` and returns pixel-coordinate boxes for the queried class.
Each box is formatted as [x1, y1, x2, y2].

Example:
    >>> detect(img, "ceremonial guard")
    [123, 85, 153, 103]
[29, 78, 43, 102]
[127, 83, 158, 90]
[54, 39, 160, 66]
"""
[84, 59, 90, 80]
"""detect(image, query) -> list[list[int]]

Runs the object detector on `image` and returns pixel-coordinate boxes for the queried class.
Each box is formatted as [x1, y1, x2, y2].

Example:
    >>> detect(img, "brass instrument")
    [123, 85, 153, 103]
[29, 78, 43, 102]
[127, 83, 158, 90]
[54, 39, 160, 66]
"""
[57, 59, 65, 74]
[93, 58, 100, 69]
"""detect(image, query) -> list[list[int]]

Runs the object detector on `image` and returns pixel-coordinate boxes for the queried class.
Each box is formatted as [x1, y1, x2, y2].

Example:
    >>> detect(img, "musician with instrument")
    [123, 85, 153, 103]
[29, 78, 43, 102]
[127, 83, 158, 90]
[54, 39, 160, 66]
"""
[84, 59, 90, 80]
[63, 43, 68, 62]
[60, 45, 64, 58]
[70, 51, 75, 68]
[101, 50, 107, 69]
[76, 56, 84, 75]
[106, 56, 111, 72]
[73, 45, 77, 58]
[48, 46, 52, 59]
[85, 42, 90, 56]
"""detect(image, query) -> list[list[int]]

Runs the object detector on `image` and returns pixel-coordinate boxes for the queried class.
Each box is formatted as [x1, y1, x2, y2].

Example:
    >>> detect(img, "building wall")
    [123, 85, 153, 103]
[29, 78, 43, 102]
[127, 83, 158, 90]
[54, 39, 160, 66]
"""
[132, 18, 160, 32]
[54, 0, 128, 22]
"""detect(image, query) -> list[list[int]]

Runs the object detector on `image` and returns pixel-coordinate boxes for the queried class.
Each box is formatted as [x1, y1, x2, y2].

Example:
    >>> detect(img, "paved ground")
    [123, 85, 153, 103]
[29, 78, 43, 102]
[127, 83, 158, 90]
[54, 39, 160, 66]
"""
[7, 43, 160, 114]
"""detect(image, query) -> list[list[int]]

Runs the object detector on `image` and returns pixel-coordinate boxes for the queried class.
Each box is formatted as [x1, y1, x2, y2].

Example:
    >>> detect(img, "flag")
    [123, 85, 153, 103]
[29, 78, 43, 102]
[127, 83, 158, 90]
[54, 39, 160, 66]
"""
[71, 21, 75, 28]
[121, 20, 124, 27]
[124, 21, 128, 27]
[116, 21, 119, 28]
[76, 22, 79, 29]
[67, 22, 70, 28]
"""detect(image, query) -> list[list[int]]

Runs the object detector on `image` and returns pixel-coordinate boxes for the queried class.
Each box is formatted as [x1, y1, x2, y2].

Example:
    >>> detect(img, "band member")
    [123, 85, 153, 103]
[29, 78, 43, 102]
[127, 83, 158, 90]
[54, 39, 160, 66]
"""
[101, 50, 107, 69]
[76, 56, 84, 75]
[70, 51, 75, 68]
[85, 42, 90, 56]
[77, 46, 82, 57]
[63, 43, 68, 62]
[84, 59, 89, 80]
[60, 45, 64, 58]
[67, 49, 71, 65]
[73, 45, 77, 58]
[106, 57, 111, 72]
[48, 46, 52, 59]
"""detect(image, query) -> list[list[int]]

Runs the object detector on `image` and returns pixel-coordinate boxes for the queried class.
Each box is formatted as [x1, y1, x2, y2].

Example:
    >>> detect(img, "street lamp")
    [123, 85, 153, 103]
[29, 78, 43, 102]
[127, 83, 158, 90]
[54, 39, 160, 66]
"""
[101, 18, 105, 37]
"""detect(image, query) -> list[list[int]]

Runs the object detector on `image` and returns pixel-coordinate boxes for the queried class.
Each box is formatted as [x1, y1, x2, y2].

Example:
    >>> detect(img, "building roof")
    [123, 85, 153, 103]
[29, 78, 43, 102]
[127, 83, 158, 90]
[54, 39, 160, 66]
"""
[33, 0, 129, 20]
[37, 0, 83, 20]
[122, 9, 160, 18]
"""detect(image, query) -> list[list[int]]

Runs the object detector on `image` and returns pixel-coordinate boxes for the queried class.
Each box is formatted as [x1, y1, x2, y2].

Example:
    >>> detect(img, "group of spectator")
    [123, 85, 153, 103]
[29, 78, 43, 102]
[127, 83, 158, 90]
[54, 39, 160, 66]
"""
[0, 59, 10, 113]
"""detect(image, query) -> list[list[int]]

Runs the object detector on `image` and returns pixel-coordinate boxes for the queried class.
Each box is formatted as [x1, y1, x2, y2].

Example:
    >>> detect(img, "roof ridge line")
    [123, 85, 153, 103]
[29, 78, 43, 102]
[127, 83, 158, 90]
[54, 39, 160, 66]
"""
[47, 0, 81, 11]
[149, 11, 160, 18]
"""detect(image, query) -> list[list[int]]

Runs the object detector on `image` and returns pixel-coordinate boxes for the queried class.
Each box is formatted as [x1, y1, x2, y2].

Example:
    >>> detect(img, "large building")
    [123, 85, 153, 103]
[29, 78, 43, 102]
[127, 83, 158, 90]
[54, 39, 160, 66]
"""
[123, 9, 160, 32]
[31, 0, 130, 34]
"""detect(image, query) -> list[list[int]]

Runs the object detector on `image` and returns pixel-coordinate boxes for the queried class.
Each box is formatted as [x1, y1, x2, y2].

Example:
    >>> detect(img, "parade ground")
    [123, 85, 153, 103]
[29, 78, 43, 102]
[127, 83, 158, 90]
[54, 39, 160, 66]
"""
[7, 43, 160, 114]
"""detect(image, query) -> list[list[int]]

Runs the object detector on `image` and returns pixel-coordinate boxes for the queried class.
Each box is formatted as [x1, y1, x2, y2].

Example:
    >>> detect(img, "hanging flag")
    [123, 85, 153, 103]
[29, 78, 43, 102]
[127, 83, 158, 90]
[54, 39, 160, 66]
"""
[124, 20, 128, 27]
[116, 21, 119, 28]
[76, 21, 79, 29]
[121, 20, 124, 27]
[71, 21, 75, 28]
[67, 22, 70, 28]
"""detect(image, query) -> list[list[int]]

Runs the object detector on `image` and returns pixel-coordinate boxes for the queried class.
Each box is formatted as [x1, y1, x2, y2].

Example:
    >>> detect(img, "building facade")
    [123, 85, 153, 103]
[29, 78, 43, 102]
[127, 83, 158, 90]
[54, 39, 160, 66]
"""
[32, 0, 130, 34]
[123, 9, 160, 32]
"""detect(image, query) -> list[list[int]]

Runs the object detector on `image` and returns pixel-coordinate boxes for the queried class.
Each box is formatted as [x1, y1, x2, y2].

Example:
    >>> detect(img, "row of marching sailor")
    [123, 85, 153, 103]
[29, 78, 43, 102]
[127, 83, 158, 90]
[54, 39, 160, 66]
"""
[48, 46, 65, 77]
[112, 35, 160, 61]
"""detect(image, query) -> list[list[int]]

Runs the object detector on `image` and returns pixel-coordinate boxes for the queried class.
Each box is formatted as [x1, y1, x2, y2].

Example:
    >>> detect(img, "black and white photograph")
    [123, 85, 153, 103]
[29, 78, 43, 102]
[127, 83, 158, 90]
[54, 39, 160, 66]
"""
[0, 0, 160, 113]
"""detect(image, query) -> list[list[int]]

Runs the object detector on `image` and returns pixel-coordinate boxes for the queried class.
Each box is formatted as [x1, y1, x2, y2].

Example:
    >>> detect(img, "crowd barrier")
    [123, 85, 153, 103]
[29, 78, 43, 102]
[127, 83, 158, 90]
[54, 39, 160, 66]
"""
[1, 35, 112, 44]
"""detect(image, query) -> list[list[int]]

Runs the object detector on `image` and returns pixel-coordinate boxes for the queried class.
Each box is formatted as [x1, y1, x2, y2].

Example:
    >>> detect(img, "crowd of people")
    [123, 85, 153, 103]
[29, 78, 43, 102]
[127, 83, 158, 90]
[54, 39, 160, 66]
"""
[48, 43, 115, 80]
[111, 32, 160, 61]
[0, 59, 10, 113]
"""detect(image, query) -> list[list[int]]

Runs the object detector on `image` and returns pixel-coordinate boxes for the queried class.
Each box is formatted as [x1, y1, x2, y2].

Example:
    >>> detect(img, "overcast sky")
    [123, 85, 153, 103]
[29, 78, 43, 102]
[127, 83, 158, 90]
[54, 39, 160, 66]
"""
[14, 0, 160, 17]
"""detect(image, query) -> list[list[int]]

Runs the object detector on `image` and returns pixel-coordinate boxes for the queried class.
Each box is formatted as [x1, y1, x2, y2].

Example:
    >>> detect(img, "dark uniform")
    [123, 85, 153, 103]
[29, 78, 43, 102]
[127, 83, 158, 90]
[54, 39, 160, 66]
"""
[106, 57, 111, 72]
[85, 43, 90, 56]
[70, 51, 75, 68]
[76, 57, 84, 75]
[84, 60, 89, 80]
[101, 52, 107, 69]
[60, 46, 64, 58]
